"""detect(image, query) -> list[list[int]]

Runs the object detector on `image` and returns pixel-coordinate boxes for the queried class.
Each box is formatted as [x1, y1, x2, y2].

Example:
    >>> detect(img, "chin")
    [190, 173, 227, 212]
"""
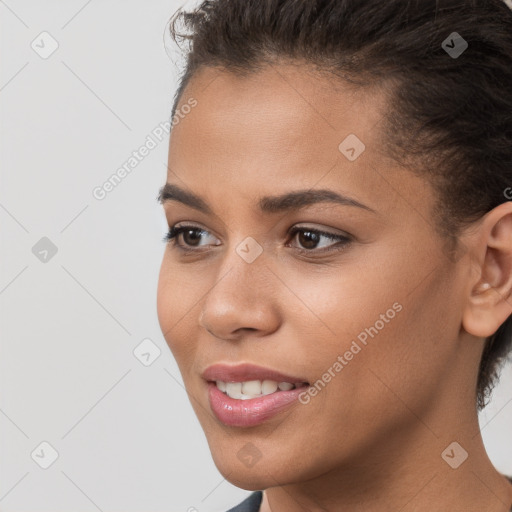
[208, 445, 302, 490]
[216, 465, 275, 491]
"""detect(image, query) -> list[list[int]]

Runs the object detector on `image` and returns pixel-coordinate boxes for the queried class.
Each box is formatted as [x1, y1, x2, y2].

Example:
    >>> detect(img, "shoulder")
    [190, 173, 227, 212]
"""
[225, 491, 263, 512]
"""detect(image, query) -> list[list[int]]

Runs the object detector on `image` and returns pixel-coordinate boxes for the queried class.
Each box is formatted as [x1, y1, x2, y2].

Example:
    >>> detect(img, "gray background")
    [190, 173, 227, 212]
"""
[1, 1, 511, 511]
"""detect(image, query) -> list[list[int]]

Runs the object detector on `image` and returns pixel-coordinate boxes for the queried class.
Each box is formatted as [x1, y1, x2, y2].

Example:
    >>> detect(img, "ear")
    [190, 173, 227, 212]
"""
[462, 201, 512, 338]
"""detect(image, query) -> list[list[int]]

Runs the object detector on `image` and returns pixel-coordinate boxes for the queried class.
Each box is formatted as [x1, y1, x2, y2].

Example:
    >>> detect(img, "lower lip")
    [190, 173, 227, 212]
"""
[207, 381, 307, 427]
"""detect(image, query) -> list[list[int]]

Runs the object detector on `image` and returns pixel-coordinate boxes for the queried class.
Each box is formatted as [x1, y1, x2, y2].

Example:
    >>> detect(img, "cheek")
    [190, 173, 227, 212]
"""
[156, 256, 211, 364]
[265, 265, 404, 410]
[157, 258, 194, 355]
[276, 261, 399, 350]
[156, 258, 174, 337]
[281, 249, 455, 400]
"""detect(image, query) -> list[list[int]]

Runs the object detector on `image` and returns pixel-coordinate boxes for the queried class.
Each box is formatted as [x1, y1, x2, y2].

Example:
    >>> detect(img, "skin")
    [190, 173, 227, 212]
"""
[157, 63, 512, 512]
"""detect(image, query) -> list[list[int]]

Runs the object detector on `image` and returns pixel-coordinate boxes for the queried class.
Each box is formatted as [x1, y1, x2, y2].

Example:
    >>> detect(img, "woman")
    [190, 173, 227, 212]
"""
[157, 0, 512, 510]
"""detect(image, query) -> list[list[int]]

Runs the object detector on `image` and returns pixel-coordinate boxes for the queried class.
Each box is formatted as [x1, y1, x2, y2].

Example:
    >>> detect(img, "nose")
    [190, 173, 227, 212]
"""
[198, 253, 281, 341]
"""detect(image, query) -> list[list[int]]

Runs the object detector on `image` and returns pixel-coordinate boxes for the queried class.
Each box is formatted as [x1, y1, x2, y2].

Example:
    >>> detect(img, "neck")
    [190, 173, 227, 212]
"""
[261, 400, 512, 512]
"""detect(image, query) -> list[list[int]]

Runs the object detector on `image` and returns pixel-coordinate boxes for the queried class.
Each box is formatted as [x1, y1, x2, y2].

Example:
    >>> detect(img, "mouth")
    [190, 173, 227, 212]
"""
[206, 379, 312, 427]
[201, 362, 312, 426]
[201, 362, 310, 400]
[210, 379, 310, 400]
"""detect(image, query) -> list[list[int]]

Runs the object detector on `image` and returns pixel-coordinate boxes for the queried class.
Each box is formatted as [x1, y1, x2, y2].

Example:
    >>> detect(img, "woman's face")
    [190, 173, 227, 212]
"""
[157, 64, 480, 489]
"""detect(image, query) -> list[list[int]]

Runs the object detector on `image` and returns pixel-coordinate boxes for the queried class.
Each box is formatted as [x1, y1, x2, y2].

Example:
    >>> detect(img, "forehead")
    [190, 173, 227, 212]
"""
[166, 64, 434, 223]
[171, 63, 388, 161]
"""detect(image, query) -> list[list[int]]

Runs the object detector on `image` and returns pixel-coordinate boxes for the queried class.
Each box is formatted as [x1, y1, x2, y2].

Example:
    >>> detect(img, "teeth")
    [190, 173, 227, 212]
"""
[241, 380, 261, 395]
[261, 380, 278, 395]
[216, 379, 303, 399]
[225, 382, 242, 399]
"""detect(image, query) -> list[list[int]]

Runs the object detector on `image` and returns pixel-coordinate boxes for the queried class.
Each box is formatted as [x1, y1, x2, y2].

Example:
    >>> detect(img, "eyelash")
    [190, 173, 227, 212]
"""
[162, 224, 352, 255]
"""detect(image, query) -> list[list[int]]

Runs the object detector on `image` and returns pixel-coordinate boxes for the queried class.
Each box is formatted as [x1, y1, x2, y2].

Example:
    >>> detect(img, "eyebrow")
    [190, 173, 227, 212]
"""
[157, 183, 376, 215]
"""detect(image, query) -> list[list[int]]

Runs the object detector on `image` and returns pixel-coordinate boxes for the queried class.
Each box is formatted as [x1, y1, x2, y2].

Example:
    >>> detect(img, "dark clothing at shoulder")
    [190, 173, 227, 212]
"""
[226, 491, 263, 512]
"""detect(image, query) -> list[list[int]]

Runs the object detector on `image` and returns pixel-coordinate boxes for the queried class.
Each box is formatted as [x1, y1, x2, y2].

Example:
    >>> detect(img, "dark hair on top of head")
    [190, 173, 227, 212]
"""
[167, 0, 512, 410]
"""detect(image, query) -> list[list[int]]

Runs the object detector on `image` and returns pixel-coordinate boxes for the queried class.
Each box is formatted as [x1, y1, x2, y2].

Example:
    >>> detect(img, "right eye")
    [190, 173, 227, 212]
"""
[162, 224, 221, 252]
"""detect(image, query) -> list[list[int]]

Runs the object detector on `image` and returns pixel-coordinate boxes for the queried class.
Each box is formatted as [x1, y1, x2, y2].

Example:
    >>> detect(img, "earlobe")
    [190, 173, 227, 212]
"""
[462, 294, 512, 338]
[462, 282, 507, 338]
[461, 203, 512, 338]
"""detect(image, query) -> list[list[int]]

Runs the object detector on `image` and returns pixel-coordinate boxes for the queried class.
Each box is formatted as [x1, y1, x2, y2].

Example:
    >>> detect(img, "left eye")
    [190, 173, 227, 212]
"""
[287, 226, 351, 253]
[162, 224, 351, 254]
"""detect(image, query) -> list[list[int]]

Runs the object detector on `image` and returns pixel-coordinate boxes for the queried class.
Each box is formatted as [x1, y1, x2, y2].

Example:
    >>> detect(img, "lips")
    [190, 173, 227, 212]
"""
[201, 362, 309, 385]
[207, 382, 308, 427]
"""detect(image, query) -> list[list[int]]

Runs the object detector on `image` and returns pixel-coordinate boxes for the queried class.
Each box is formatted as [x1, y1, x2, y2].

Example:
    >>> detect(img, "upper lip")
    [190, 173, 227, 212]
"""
[202, 363, 309, 384]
